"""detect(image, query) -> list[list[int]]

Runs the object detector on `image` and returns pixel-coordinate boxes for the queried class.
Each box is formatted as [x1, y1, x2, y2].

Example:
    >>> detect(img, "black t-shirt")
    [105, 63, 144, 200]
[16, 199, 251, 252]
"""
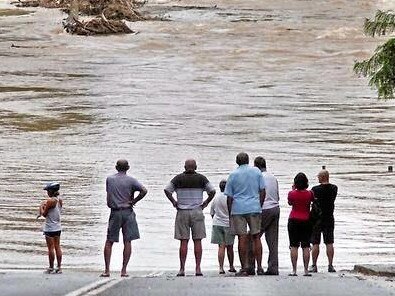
[311, 183, 337, 220]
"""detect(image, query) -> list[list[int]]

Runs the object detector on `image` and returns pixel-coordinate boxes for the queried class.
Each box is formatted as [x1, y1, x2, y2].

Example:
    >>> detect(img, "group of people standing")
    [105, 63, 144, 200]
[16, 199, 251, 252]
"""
[39, 152, 337, 278]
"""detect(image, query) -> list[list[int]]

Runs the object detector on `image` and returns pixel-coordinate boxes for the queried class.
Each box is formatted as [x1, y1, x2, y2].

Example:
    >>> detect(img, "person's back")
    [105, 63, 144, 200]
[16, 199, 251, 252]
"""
[169, 171, 211, 210]
[288, 189, 313, 221]
[106, 172, 142, 209]
[211, 192, 230, 227]
[44, 197, 62, 233]
[311, 183, 337, 220]
[226, 165, 263, 215]
[262, 171, 279, 210]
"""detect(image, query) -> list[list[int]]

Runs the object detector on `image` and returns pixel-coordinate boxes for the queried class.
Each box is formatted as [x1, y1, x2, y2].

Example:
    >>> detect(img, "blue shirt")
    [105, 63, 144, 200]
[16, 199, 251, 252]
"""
[224, 165, 265, 215]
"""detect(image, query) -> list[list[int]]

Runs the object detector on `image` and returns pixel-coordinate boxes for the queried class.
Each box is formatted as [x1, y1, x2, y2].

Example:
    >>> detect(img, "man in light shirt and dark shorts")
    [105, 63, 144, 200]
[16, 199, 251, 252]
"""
[102, 159, 147, 278]
[164, 159, 216, 277]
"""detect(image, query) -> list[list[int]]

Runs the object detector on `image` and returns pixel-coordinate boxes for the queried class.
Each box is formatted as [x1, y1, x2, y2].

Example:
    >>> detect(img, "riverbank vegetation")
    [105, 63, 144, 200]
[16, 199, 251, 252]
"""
[354, 10, 395, 100]
[11, 0, 149, 35]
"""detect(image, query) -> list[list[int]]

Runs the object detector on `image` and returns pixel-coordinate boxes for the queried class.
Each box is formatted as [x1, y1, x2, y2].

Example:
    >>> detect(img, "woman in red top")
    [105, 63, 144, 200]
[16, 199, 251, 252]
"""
[288, 172, 314, 276]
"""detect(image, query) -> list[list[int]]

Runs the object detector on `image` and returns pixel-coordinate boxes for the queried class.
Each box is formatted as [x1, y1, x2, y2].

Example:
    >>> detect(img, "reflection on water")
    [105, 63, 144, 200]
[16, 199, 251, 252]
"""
[0, 0, 394, 272]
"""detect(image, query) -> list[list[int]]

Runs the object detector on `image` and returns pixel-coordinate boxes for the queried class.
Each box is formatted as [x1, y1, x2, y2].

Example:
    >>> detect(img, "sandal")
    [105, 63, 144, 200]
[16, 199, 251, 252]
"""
[235, 269, 249, 277]
[100, 272, 110, 277]
[44, 268, 54, 274]
[55, 268, 62, 274]
[257, 268, 265, 276]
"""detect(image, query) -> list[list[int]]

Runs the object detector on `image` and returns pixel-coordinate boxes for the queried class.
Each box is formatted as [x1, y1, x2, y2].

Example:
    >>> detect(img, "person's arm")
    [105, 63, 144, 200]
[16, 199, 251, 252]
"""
[42, 198, 56, 217]
[202, 189, 216, 209]
[259, 188, 266, 208]
[227, 196, 233, 216]
[164, 189, 178, 209]
[276, 179, 280, 201]
[130, 186, 148, 207]
[288, 191, 293, 206]
[210, 198, 215, 218]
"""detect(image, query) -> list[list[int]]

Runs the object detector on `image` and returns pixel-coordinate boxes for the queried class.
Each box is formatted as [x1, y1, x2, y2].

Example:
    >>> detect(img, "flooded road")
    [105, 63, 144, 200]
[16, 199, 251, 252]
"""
[0, 0, 394, 272]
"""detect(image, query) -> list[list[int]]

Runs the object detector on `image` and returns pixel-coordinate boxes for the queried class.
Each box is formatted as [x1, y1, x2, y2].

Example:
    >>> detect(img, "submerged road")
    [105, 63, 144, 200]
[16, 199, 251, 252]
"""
[0, 269, 394, 296]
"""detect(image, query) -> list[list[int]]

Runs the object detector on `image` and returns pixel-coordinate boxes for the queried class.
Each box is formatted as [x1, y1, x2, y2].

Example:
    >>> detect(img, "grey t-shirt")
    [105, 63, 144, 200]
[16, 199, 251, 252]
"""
[106, 172, 143, 209]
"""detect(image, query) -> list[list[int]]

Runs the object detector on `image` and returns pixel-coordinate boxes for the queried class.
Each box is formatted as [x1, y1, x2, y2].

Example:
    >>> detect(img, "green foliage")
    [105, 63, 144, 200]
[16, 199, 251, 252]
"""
[354, 10, 395, 99]
[364, 10, 395, 37]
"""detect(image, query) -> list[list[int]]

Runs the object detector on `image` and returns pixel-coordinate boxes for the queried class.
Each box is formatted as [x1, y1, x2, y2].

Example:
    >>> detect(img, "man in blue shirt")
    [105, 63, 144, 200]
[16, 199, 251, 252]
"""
[225, 152, 265, 276]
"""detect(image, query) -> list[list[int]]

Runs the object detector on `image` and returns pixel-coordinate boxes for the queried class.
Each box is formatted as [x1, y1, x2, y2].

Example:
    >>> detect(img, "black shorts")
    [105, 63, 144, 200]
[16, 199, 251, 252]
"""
[311, 219, 334, 245]
[43, 231, 61, 237]
[288, 219, 311, 248]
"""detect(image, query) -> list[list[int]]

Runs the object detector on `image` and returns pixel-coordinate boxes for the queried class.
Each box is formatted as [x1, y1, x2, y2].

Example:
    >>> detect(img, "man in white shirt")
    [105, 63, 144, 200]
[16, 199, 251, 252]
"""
[254, 156, 280, 275]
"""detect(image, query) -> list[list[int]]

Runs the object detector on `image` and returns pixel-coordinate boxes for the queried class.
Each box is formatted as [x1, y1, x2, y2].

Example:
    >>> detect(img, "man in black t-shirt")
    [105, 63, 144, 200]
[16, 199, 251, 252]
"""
[309, 169, 338, 273]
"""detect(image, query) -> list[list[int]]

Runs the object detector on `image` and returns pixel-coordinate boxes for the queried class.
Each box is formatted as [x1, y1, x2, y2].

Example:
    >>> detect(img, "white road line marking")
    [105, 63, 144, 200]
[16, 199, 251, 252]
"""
[64, 278, 123, 296]
[144, 271, 164, 278]
[85, 278, 124, 296]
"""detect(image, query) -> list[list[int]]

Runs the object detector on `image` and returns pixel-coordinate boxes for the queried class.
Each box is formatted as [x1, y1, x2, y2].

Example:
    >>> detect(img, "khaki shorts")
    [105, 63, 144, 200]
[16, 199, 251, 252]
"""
[231, 213, 261, 236]
[211, 225, 235, 245]
[175, 208, 206, 240]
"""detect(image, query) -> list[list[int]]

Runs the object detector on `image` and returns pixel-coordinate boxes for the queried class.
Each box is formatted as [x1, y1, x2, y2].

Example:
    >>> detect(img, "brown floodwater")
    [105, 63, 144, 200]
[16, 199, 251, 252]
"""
[0, 0, 394, 272]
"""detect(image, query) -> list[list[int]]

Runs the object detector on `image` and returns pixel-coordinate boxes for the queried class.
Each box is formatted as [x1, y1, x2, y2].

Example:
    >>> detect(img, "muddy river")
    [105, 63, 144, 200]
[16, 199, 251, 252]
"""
[0, 0, 394, 272]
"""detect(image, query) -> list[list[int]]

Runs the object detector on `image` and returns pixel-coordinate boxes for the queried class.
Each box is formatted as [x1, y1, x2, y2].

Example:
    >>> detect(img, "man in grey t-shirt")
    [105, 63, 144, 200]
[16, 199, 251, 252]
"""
[101, 159, 147, 277]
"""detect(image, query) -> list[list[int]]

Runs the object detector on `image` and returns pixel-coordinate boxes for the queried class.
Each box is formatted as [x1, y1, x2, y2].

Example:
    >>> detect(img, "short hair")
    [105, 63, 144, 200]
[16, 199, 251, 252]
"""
[293, 172, 309, 190]
[318, 169, 329, 181]
[184, 159, 197, 172]
[236, 152, 249, 166]
[219, 180, 227, 192]
[116, 159, 130, 172]
[254, 156, 266, 170]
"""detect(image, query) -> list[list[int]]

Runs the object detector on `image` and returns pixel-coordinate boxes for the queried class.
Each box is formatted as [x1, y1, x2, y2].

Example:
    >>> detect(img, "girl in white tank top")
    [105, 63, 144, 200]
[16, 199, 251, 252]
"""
[39, 182, 63, 274]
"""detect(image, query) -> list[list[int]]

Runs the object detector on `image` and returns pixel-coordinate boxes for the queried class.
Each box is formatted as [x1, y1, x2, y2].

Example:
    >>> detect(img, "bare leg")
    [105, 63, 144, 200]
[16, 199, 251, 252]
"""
[53, 236, 62, 272]
[178, 239, 188, 275]
[238, 234, 249, 270]
[311, 244, 320, 266]
[253, 234, 263, 271]
[326, 243, 334, 266]
[290, 247, 298, 275]
[303, 247, 310, 275]
[45, 236, 55, 270]
[121, 241, 132, 276]
[103, 240, 113, 276]
[193, 239, 202, 275]
[226, 245, 235, 271]
[218, 244, 226, 273]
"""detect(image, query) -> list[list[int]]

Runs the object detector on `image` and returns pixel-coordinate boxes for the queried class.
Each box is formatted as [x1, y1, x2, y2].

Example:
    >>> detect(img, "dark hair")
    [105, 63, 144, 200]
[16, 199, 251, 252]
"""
[116, 159, 130, 172]
[47, 190, 59, 197]
[219, 180, 226, 192]
[254, 156, 266, 170]
[293, 172, 309, 190]
[236, 152, 249, 166]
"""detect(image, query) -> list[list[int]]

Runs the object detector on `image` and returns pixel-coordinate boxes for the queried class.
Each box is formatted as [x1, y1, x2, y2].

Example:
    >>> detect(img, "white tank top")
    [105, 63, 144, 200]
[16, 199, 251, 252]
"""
[43, 197, 62, 232]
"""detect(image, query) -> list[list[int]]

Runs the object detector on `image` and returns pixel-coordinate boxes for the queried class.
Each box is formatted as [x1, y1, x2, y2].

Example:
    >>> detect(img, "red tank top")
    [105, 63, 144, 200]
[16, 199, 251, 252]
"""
[288, 189, 314, 221]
